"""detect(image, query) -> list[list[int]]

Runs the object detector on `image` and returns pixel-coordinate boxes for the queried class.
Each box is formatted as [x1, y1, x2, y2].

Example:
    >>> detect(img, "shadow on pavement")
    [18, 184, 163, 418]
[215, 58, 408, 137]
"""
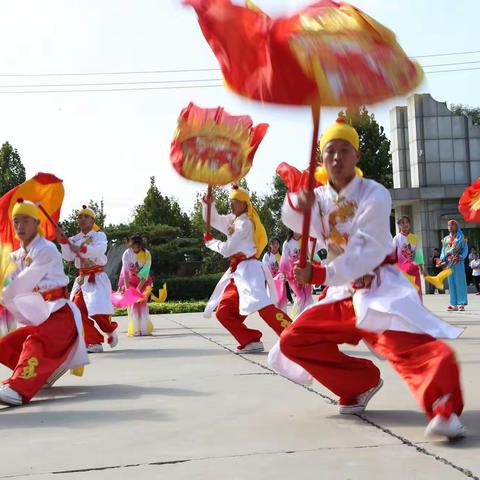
[361, 409, 480, 448]
[0, 408, 167, 428]
[104, 347, 226, 359]
[0, 383, 211, 427]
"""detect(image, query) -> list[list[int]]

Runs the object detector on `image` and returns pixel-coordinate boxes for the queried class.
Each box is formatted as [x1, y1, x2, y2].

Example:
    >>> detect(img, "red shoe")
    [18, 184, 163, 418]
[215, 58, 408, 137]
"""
[458, 305, 465, 311]
[447, 305, 458, 311]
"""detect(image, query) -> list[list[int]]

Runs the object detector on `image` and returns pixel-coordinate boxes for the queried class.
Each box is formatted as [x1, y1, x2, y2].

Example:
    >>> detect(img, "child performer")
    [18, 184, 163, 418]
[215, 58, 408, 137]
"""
[0, 200, 88, 406]
[202, 186, 292, 353]
[119, 236, 154, 336]
[262, 238, 281, 277]
[278, 118, 465, 440]
[59, 206, 117, 353]
[262, 238, 287, 311]
[393, 216, 424, 299]
[279, 231, 313, 318]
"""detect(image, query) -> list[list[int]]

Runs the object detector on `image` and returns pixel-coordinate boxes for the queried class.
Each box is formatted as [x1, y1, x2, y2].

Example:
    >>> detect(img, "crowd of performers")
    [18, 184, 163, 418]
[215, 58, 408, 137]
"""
[0, 203, 154, 406]
[0, 118, 471, 441]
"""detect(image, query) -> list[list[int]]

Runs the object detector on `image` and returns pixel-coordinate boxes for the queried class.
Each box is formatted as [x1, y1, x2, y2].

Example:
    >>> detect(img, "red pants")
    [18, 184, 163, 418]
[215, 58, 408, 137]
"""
[280, 298, 463, 418]
[73, 290, 117, 346]
[216, 280, 292, 348]
[0, 304, 77, 402]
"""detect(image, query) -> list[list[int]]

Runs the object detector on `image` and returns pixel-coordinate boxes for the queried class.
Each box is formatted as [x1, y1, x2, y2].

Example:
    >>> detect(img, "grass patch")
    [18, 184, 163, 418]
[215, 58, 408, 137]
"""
[114, 300, 207, 316]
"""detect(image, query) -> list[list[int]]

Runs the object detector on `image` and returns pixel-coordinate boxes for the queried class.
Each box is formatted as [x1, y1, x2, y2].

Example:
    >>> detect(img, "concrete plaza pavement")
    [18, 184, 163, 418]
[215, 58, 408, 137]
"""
[1, 293, 479, 479]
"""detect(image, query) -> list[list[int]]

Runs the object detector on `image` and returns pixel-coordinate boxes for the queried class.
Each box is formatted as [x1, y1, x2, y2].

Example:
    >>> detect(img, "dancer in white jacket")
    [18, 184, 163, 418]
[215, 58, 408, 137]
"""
[272, 118, 465, 440]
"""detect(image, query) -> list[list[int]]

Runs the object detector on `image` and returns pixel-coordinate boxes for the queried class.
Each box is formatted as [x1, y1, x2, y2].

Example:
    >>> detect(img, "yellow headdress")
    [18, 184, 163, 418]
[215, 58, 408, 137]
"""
[315, 117, 363, 184]
[78, 205, 100, 232]
[11, 199, 44, 236]
[230, 185, 267, 258]
[11, 198, 40, 220]
[319, 117, 359, 152]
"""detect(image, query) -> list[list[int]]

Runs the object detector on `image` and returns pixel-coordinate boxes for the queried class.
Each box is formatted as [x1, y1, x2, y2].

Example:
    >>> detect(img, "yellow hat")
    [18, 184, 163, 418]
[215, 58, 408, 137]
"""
[230, 185, 267, 258]
[11, 199, 40, 220]
[78, 204, 100, 232]
[319, 117, 359, 152]
[229, 185, 250, 203]
[79, 205, 95, 219]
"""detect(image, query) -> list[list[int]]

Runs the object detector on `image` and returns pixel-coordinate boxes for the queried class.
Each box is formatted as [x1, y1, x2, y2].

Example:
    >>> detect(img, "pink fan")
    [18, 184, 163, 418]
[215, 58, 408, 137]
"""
[111, 287, 144, 308]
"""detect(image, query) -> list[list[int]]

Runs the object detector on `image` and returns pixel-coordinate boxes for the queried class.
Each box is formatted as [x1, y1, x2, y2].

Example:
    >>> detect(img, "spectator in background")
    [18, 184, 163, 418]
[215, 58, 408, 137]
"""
[470, 250, 480, 295]
[467, 246, 477, 286]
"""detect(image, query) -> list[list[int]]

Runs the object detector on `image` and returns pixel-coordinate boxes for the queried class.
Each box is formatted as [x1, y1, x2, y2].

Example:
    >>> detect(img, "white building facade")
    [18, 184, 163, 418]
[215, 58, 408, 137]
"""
[390, 93, 480, 280]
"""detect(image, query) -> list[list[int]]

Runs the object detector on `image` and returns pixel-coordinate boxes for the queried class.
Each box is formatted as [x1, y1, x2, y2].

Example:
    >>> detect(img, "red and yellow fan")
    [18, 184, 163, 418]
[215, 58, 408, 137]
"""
[170, 102, 268, 232]
[0, 172, 64, 250]
[459, 178, 480, 224]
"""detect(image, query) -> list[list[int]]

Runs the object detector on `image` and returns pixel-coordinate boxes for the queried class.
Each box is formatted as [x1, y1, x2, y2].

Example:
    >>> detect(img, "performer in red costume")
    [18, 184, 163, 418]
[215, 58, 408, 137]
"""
[277, 119, 465, 439]
[0, 200, 88, 406]
[202, 186, 292, 353]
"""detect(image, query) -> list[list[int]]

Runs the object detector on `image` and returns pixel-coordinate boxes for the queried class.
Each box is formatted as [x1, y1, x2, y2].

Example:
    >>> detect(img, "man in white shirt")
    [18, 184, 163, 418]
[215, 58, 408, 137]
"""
[0, 199, 88, 406]
[202, 186, 292, 353]
[278, 118, 465, 439]
[59, 206, 116, 353]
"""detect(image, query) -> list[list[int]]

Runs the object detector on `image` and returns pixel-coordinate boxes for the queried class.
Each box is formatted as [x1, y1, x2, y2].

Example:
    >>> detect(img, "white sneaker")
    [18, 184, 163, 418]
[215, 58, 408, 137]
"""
[0, 384, 23, 406]
[425, 413, 466, 440]
[43, 368, 68, 389]
[236, 341, 264, 354]
[87, 343, 104, 353]
[108, 331, 118, 349]
[339, 379, 384, 414]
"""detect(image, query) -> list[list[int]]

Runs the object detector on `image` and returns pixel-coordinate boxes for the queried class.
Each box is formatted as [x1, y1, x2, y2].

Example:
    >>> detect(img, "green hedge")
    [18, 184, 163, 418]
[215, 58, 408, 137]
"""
[114, 300, 207, 316]
[152, 273, 223, 301]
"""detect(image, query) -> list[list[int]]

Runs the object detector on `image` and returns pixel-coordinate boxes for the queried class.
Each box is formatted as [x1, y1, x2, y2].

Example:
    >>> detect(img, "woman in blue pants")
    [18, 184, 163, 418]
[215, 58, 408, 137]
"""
[440, 220, 468, 311]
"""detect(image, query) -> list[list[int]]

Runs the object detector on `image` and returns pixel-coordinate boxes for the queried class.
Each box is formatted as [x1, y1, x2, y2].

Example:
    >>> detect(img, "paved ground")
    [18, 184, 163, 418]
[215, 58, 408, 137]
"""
[1, 293, 479, 480]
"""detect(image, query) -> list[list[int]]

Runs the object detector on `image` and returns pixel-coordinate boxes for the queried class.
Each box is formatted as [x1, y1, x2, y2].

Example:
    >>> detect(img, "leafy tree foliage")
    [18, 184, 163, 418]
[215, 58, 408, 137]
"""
[132, 176, 191, 236]
[0, 142, 26, 196]
[337, 106, 393, 188]
[450, 104, 480, 125]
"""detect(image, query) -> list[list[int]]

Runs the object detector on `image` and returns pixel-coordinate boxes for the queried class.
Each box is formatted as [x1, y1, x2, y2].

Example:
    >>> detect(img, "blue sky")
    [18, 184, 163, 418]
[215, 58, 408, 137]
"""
[0, 0, 476, 224]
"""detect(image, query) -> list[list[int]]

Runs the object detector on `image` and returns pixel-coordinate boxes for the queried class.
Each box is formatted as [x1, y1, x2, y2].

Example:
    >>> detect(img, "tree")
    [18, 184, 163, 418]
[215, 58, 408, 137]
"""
[0, 142, 26, 196]
[132, 176, 191, 236]
[450, 104, 480, 125]
[334, 106, 393, 188]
